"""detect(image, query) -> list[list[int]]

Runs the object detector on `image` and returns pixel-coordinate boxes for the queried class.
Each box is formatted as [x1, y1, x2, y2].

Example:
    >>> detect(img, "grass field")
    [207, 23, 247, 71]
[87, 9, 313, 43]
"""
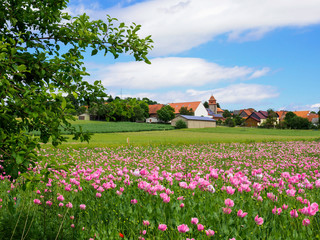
[70, 120, 174, 133]
[57, 125, 320, 148]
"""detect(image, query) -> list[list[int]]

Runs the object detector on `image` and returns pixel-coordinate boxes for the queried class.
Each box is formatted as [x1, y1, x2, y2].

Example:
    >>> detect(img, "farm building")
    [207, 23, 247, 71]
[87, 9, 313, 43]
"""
[171, 115, 216, 128]
[168, 101, 208, 117]
[78, 111, 90, 120]
[146, 104, 164, 123]
[245, 111, 279, 127]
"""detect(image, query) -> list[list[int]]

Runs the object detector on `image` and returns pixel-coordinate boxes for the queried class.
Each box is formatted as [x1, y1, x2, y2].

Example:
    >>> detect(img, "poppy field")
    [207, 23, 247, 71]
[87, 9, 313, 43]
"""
[1, 141, 320, 239]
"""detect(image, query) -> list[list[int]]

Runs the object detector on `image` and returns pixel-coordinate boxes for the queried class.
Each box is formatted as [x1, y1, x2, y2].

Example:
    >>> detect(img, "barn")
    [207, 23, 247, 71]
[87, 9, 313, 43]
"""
[171, 115, 216, 128]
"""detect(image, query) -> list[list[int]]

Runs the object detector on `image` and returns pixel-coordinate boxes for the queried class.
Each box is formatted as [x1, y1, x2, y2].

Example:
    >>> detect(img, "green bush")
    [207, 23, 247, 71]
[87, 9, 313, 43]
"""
[175, 119, 187, 129]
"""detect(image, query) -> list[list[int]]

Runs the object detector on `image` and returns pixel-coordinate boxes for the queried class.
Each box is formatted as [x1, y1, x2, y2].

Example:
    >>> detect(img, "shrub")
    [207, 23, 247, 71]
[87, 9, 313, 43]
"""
[175, 119, 187, 129]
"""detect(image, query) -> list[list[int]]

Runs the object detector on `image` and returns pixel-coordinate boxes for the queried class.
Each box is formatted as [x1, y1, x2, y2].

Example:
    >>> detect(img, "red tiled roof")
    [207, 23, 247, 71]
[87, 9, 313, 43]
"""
[217, 107, 224, 113]
[148, 104, 164, 114]
[242, 109, 252, 116]
[208, 96, 216, 104]
[307, 114, 319, 122]
[168, 101, 201, 114]
[276, 111, 287, 120]
[293, 111, 310, 119]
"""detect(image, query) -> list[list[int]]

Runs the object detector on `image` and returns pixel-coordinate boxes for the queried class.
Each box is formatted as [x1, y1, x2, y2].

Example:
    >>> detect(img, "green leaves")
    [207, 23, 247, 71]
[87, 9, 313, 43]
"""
[91, 49, 98, 56]
[0, 0, 152, 180]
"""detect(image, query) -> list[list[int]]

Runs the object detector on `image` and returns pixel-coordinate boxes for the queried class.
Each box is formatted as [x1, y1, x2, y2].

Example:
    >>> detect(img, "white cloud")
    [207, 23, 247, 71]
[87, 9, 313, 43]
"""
[88, 57, 269, 90]
[311, 103, 320, 109]
[118, 83, 279, 105]
[186, 83, 279, 104]
[68, 0, 320, 55]
[248, 67, 270, 79]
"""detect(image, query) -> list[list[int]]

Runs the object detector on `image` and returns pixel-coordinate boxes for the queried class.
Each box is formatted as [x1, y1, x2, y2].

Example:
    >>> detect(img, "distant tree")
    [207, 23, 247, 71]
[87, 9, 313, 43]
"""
[175, 119, 187, 129]
[225, 117, 235, 127]
[223, 110, 232, 118]
[179, 107, 194, 116]
[216, 119, 223, 125]
[284, 112, 297, 123]
[203, 101, 209, 108]
[217, 103, 221, 108]
[139, 101, 150, 119]
[157, 105, 175, 123]
[284, 111, 311, 129]
[106, 95, 114, 102]
[234, 114, 245, 126]
[264, 109, 278, 128]
[142, 97, 158, 105]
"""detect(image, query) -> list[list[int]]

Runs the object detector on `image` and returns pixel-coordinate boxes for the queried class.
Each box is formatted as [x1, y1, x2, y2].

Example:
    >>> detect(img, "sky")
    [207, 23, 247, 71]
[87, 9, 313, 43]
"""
[67, 0, 320, 111]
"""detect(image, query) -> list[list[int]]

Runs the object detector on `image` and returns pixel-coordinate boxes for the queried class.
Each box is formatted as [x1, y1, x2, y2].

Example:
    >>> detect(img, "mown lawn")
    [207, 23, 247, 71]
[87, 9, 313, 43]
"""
[56, 126, 320, 148]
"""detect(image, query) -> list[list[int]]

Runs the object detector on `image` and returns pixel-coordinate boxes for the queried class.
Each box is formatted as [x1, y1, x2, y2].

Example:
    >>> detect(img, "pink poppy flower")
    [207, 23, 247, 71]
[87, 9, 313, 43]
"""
[158, 224, 167, 231]
[226, 186, 235, 195]
[290, 209, 298, 218]
[80, 204, 86, 210]
[66, 202, 73, 208]
[302, 218, 310, 226]
[191, 218, 199, 225]
[143, 220, 150, 226]
[33, 199, 41, 205]
[222, 207, 232, 214]
[237, 209, 248, 218]
[57, 195, 64, 201]
[197, 224, 204, 231]
[206, 229, 215, 236]
[225, 198, 234, 207]
[254, 215, 264, 225]
[177, 224, 189, 233]
[131, 199, 138, 204]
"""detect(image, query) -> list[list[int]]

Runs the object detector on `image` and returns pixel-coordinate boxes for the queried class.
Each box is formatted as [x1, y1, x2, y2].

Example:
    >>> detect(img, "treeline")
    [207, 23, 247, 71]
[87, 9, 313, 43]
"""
[220, 109, 319, 129]
[66, 93, 157, 122]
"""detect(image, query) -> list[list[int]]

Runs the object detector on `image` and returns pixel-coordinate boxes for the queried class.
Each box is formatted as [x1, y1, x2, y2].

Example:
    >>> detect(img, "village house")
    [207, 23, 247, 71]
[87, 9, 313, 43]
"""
[168, 101, 208, 117]
[171, 115, 216, 128]
[146, 104, 164, 123]
[245, 111, 278, 127]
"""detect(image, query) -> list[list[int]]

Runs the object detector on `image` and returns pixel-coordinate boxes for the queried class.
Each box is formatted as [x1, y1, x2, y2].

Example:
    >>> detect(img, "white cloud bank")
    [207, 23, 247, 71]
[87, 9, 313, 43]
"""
[90, 57, 270, 90]
[311, 103, 320, 109]
[119, 83, 279, 105]
[68, 0, 320, 55]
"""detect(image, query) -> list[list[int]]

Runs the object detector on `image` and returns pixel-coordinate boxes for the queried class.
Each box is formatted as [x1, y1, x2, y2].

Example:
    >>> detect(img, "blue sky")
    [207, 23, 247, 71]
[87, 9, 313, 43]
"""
[67, 0, 320, 111]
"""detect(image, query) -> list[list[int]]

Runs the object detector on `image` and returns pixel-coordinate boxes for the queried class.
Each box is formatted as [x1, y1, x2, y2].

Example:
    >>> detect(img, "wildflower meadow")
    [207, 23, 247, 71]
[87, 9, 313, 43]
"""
[1, 141, 320, 239]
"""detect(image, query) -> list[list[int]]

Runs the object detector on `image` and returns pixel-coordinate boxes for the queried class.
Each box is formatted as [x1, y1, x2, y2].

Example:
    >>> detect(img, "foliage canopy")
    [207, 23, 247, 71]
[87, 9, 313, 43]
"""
[157, 105, 175, 123]
[0, 0, 153, 178]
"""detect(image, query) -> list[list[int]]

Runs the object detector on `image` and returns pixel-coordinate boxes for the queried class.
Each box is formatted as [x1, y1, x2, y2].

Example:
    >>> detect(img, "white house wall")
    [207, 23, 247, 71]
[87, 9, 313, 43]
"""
[195, 103, 209, 117]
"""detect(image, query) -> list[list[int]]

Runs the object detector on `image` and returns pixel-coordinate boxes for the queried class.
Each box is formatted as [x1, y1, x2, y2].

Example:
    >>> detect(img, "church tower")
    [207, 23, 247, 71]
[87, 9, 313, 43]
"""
[208, 95, 217, 114]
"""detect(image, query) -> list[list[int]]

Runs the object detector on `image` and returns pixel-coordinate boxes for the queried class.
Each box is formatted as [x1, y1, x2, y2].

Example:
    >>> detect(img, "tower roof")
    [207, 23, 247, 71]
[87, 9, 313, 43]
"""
[209, 95, 216, 105]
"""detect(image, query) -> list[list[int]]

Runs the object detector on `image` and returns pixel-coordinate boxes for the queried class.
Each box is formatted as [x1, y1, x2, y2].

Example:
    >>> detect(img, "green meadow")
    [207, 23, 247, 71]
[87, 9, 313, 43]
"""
[55, 122, 320, 148]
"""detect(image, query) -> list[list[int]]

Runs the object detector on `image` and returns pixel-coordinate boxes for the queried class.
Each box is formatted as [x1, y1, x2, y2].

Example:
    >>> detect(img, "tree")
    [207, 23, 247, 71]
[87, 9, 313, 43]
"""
[203, 101, 209, 108]
[318, 108, 320, 128]
[234, 114, 244, 126]
[157, 105, 175, 123]
[142, 97, 158, 105]
[284, 112, 310, 129]
[264, 109, 278, 128]
[175, 119, 187, 129]
[179, 107, 194, 116]
[223, 110, 232, 118]
[0, 0, 153, 178]
[225, 117, 235, 127]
